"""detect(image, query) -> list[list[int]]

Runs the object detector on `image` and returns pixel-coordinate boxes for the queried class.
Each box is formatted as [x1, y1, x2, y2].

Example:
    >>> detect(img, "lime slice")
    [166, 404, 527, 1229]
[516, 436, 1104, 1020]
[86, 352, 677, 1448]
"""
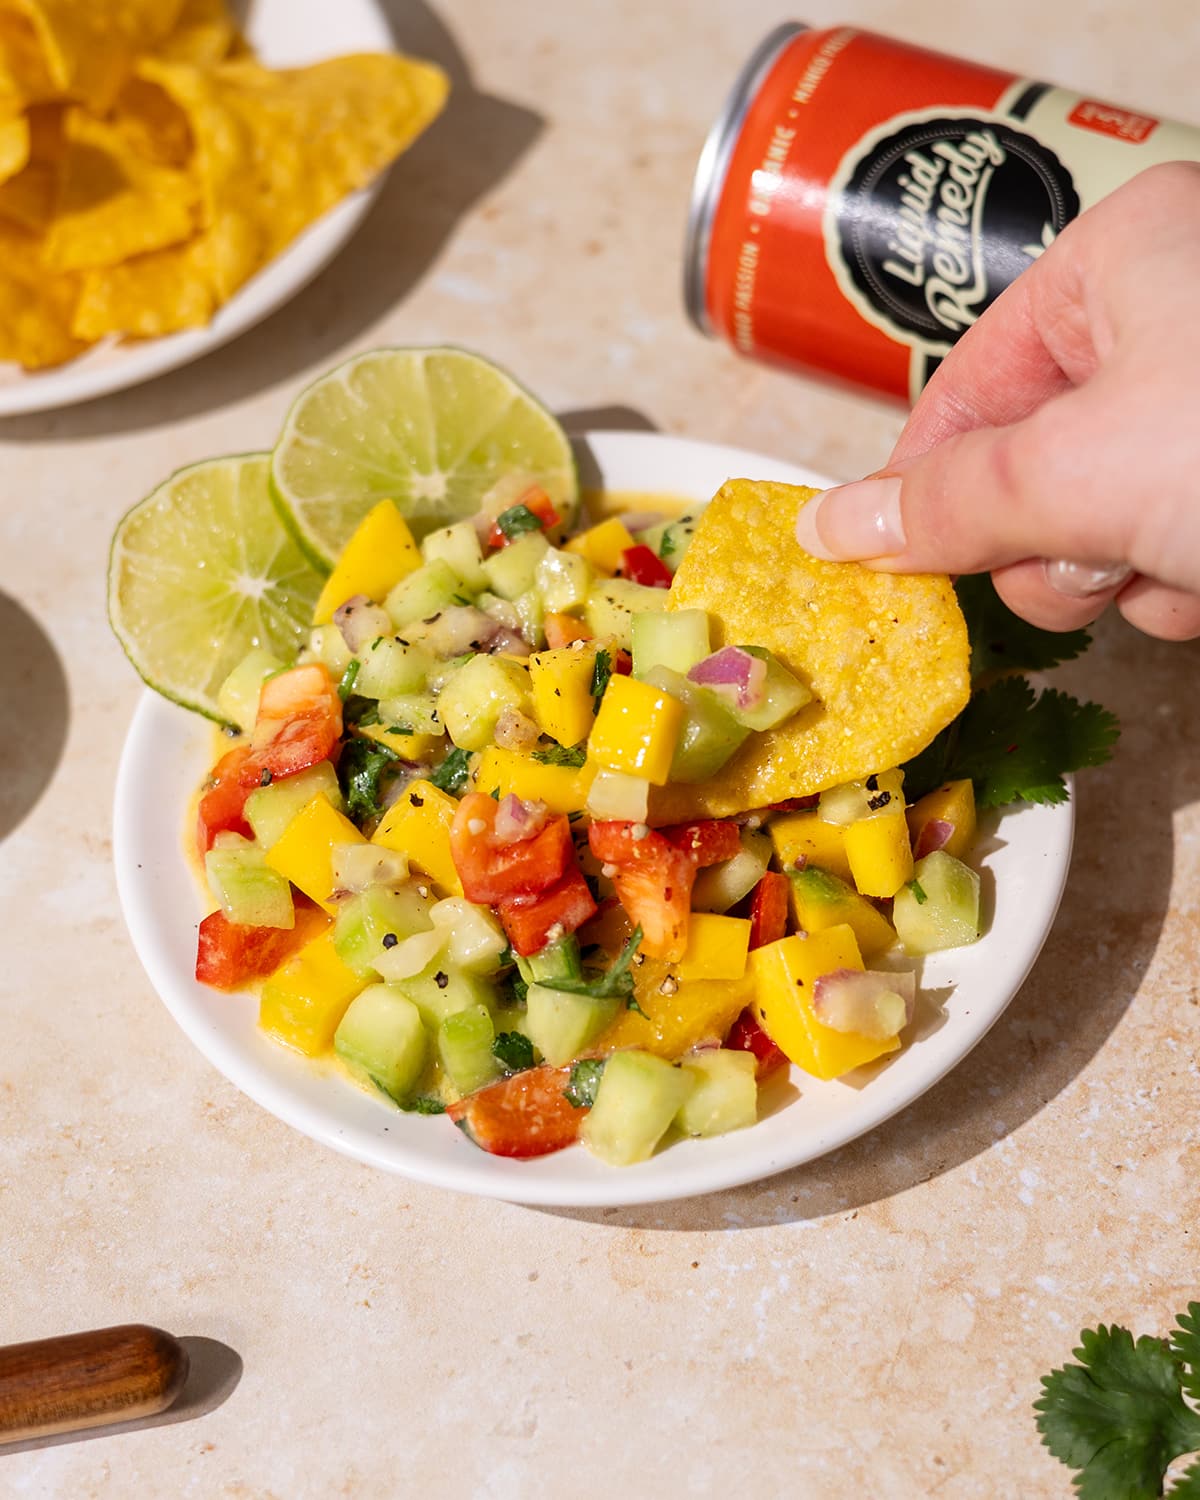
[108, 454, 323, 724]
[269, 346, 578, 567]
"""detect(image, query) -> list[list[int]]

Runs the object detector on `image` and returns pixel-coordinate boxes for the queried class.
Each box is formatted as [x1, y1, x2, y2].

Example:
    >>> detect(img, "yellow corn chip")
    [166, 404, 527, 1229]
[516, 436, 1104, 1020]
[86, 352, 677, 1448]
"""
[0, 219, 84, 365]
[110, 75, 193, 167]
[4, 0, 186, 110]
[0, 108, 26, 179]
[649, 479, 971, 821]
[0, 10, 57, 110]
[0, 102, 60, 230]
[155, 0, 237, 67]
[41, 105, 198, 270]
[74, 51, 448, 340]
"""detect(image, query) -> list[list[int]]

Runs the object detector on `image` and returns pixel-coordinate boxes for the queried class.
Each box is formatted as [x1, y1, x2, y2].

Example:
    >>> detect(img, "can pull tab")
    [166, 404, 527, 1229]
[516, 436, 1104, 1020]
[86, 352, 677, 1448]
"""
[1044, 560, 1133, 597]
[0, 1324, 189, 1444]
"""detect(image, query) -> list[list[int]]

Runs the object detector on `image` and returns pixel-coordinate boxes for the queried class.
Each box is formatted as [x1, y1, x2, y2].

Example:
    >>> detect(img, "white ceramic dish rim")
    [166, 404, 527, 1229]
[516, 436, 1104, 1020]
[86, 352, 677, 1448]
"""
[112, 429, 1075, 1207]
[0, 0, 394, 418]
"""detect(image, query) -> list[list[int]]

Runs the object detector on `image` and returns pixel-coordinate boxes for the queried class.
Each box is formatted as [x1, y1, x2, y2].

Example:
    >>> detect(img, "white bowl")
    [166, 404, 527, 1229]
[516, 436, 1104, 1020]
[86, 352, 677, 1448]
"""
[112, 430, 1074, 1206]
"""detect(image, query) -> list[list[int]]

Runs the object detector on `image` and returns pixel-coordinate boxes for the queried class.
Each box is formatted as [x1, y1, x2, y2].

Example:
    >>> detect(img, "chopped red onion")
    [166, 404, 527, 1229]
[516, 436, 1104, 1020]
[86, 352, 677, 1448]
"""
[687, 646, 767, 709]
[334, 594, 393, 652]
[493, 794, 551, 845]
[487, 627, 530, 656]
[421, 606, 498, 658]
[914, 818, 955, 860]
[812, 968, 916, 1040]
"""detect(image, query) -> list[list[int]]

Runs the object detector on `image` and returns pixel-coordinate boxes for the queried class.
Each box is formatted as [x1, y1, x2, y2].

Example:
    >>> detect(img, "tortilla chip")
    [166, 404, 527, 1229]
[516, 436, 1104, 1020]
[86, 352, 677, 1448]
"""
[648, 480, 970, 821]
[41, 105, 198, 270]
[4, 0, 186, 109]
[155, 0, 237, 67]
[74, 51, 448, 339]
[0, 10, 57, 109]
[0, 220, 84, 365]
[0, 108, 26, 179]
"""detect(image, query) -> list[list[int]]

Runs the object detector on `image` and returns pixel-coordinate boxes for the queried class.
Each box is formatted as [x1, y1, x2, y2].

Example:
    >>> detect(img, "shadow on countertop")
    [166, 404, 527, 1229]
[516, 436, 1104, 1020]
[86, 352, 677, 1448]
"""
[0, 1337, 242, 1457]
[0, 593, 69, 843]
[545, 619, 1200, 1233]
[0, 1, 543, 442]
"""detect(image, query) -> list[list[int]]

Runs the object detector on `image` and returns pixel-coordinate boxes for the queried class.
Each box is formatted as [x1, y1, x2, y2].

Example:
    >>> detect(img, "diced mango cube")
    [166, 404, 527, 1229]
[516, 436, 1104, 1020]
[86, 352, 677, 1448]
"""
[312, 500, 422, 625]
[844, 809, 914, 898]
[528, 644, 598, 747]
[768, 808, 854, 884]
[749, 927, 899, 1080]
[259, 930, 364, 1056]
[265, 794, 366, 912]
[588, 675, 683, 785]
[356, 722, 444, 763]
[371, 778, 462, 896]
[563, 516, 636, 574]
[474, 744, 596, 816]
[906, 779, 977, 861]
[596, 965, 754, 1059]
[788, 867, 896, 959]
[677, 913, 751, 981]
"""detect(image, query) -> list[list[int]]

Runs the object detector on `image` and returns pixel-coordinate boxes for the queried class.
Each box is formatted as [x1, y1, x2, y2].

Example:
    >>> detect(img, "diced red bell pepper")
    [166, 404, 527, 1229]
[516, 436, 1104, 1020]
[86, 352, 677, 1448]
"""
[251, 663, 343, 779]
[725, 1007, 789, 1080]
[660, 819, 742, 866]
[763, 796, 820, 813]
[618, 544, 673, 589]
[543, 612, 594, 650]
[486, 488, 561, 549]
[447, 1065, 584, 1157]
[196, 744, 263, 854]
[588, 820, 696, 961]
[498, 866, 598, 957]
[194, 900, 330, 991]
[450, 792, 573, 905]
[612, 648, 632, 675]
[748, 871, 791, 949]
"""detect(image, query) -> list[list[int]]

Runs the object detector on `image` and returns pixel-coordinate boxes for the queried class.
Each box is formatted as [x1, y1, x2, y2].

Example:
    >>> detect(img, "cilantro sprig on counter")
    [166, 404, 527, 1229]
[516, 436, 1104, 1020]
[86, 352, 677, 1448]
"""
[1036, 1303, 1200, 1497]
[902, 576, 1120, 808]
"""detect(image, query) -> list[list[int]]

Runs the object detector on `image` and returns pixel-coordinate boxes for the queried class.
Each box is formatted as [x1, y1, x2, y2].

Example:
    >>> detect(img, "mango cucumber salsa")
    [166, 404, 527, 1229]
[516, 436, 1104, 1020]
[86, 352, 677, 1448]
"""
[184, 474, 999, 1169]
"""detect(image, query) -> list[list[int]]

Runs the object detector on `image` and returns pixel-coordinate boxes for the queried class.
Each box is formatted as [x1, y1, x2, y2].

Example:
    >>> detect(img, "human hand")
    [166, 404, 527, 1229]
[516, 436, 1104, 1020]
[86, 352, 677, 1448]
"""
[794, 162, 1200, 641]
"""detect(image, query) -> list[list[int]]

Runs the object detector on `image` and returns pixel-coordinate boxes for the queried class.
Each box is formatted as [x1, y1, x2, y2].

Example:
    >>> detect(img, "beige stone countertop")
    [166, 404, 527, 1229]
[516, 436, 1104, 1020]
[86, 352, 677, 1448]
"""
[3, 1, 1199, 1495]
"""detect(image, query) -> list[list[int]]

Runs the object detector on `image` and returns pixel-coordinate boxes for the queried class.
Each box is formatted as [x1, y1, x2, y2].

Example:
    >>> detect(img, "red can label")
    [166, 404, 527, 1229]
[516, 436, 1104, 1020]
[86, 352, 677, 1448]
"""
[694, 26, 1200, 402]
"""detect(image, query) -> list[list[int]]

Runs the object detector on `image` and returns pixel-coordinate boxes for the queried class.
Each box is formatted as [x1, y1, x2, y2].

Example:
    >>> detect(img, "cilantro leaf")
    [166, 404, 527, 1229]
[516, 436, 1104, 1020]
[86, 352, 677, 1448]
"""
[549, 925, 643, 1001]
[908, 878, 927, 905]
[591, 647, 613, 709]
[338, 737, 399, 821]
[337, 659, 361, 700]
[1171, 1459, 1200, 1498]
[402, 1095, 447, 1115]
[1035, 1321, 1200, 1499]
[1172, 1304, 1200, 1407]
[532, 741, 587, 768]
[496, 503, 544, 540]
[492, 1031, 536, 1073]
[342, 694, 380, 727]
[428, 746, 472, 795]
[563, 1058, 606, 1109]
[902, 678, 1119, 808]
[955, 574, 1092, 682]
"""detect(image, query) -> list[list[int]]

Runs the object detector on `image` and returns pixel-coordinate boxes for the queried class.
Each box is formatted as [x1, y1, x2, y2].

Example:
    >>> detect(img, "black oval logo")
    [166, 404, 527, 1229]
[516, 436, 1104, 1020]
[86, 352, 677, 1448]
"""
[834, 117, 1080, 350]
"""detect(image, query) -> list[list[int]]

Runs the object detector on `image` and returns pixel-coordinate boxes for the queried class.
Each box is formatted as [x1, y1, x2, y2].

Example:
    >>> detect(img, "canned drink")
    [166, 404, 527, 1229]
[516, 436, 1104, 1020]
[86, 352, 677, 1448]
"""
[685, 23, 1200, 403]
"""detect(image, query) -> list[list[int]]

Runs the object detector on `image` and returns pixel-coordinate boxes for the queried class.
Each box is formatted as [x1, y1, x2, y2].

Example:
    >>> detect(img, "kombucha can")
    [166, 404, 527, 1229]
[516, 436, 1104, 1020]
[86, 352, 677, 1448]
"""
[685, 23, 1200, 402]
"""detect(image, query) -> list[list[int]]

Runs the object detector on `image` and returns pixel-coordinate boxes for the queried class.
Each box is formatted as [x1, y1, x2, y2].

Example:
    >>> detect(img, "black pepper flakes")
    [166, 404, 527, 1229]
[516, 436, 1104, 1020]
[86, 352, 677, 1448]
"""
[260, 768, 273, 786]
[865, 774, 879, 792]
[382, 933, 399, 949]
[867, 790, 891, 811]
[410, 793, 424, 807]
[434, 971, 449, 989]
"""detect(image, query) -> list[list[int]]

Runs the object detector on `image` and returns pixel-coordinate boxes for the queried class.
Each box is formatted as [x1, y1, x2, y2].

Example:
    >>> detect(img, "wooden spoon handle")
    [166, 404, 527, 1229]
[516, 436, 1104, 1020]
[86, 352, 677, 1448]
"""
[0, 1324, 188, 1442]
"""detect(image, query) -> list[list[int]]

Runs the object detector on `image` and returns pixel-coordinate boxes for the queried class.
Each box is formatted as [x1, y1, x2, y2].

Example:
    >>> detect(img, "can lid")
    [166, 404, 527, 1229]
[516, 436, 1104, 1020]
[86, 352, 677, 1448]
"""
[683, 22, 807, 336]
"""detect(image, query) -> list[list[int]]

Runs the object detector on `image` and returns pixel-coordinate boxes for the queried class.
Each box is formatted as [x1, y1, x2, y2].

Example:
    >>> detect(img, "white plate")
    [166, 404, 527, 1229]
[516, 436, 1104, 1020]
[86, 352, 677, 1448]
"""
[112, 430, 1075, 1206]
[0, 0, 394, 417]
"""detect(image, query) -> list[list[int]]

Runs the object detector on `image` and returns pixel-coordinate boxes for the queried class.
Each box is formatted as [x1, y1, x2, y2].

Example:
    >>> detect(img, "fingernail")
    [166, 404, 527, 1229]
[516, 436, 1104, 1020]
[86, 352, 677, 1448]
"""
[1044, 559, 1133, 597]
[795, 477, 906, 561]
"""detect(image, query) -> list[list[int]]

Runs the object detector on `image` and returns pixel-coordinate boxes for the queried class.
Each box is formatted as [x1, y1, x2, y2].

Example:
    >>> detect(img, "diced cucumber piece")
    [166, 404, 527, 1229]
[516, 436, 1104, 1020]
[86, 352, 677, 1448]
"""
[421, 520, 488, 591]
[523, 984, 619, 1067]
[892, 850, 981, 954]
[631, 609, 710, 679]
[216, 647, 283, 733]
[205, 843, 295, 928]
[477, 592, 522, 631]
[584, 578, 668, 651]
[437, 654, 532, 750]
[428, 898, 509, 973]
[353, 638, 433, 700]
[690, 828, 772, 912]
[334, 984, 428, 1103]
[386, 559, 462, 628]
[333, 884, 435, 981]
[516, 934, 583, 984]
[513, 588, 544, 647]
[580, 1050, 693, 1165]
[244, 761, 344, 848]
[331, 842, 409, 893]
[819, 769, 905, 826]
[535, 548, 592, 614]
[437, 1004, 503, 1094]
[309, 623, 354, 677]
[482, 532, 550, 601]
[676, 1049, 758, 1137]
[643, 666, 749, 783]
[377, 692, 443, 737]
[718, 646, 814, 732]
[399, 964, 501, 1030]
[636, 512, 698, 573]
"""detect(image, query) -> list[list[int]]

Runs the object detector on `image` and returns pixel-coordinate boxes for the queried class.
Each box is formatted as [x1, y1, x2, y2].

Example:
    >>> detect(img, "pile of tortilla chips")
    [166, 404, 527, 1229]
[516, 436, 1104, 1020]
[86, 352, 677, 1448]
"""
[650, 479, 971, 822]
[0, 0, 448, 369]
